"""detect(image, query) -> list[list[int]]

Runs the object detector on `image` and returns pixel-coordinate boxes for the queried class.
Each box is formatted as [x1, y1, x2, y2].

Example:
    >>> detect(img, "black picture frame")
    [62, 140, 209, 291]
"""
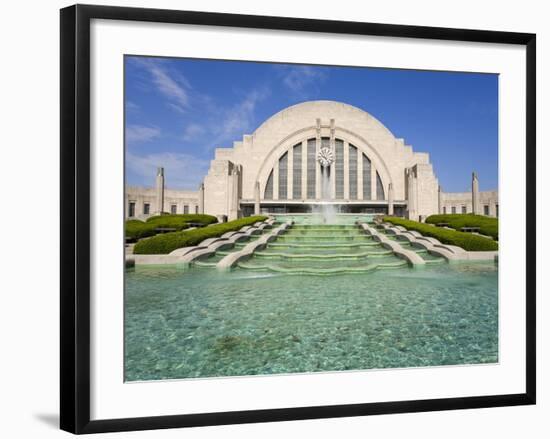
[60, 4, 536, 434]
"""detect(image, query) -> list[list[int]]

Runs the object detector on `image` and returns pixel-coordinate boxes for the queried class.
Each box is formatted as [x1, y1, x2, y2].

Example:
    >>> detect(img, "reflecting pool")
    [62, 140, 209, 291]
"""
[125, 259, 498, 381]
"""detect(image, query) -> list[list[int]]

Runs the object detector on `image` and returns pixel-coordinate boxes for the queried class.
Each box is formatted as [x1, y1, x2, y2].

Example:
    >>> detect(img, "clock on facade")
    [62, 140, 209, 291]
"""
[317, 146, 334, 167]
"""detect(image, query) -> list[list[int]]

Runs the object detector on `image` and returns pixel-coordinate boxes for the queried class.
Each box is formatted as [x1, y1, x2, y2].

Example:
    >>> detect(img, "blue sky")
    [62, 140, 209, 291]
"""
[125, 56, 498, 192]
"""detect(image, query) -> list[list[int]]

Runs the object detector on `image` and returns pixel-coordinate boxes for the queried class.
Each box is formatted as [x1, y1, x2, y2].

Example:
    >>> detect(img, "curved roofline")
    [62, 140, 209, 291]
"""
[252, 100, 397, 139]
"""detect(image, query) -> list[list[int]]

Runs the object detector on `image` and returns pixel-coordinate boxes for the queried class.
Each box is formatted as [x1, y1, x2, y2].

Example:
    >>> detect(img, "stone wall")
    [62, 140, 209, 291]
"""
[441, 190, 499, 217]
[125, 186, 198, 219]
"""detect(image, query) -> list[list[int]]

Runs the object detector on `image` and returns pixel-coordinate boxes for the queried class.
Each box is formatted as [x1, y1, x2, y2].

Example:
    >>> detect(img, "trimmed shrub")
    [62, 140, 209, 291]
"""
[146, 214, 217, 226]
[143, 216, 189, 231]
[425, 214, 498, 240]
[134, 216, 268, 255]
[383, 217, 498, 251]
[125, 220, 157, 241]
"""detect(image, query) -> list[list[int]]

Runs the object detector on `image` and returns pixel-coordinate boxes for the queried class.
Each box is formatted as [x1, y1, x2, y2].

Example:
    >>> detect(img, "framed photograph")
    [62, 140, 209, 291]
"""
[60, 4, 536, 434]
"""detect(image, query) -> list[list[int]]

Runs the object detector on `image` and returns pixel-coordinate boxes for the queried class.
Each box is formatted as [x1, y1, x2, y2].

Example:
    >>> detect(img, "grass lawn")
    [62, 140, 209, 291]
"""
[425, 214, 498, 240]
[383, 216, 498, 251]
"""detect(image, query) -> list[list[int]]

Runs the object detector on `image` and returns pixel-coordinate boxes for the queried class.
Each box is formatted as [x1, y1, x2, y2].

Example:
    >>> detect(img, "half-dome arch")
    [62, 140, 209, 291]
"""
[202, 100, 438, 218]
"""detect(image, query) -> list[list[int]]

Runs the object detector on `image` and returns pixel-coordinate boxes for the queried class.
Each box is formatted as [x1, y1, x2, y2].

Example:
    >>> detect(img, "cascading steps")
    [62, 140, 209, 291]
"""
[234, 221, 413, 275]
[192, 219, 451, 274]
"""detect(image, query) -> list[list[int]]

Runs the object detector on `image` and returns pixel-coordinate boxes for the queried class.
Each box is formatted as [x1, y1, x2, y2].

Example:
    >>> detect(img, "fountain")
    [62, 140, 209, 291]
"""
[316, 143, 337, 224]
[124, 140, 497, 380]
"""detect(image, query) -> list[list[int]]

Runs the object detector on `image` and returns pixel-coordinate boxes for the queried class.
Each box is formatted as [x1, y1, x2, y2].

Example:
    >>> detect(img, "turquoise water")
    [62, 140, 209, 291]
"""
[125, 263, 498, 381]
[125, 219, 498, 381]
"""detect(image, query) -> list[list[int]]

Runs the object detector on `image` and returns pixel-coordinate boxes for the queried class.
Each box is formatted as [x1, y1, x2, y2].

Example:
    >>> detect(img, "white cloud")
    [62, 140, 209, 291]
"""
[133, 58, 191, 112]
[125, 101, 140, 112]
[281, 66, 327, 96]
[126, 125, 161, 144]
[126, 152, 210, 190]
[215, 88, 269, 145]
[182, 123, 205, 141]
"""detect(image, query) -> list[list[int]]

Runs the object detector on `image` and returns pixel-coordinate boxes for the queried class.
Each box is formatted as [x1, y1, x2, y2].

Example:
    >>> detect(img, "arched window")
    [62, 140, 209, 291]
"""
[262, 138, 386, 203]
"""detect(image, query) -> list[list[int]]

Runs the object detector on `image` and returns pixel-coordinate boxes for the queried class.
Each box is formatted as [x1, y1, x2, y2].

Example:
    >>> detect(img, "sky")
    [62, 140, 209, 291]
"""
[125, 56, 498, 192]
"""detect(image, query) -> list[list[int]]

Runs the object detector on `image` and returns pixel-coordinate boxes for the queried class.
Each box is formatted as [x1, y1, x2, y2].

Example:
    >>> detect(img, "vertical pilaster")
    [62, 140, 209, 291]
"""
[229, 166, 240, 221]
[370, 163, 377, 200]
[198, 182, 204, 214]
[301, 140, 307, 200]
[438, 185, 443, 214]
[343, 141, 350, 200]
[357, 149, 363, 200]
[407, 168, 418, 220]
[315, 118, 321, 200]
[226, 170, 232, 216]
[287, 145, 294, 200]
[330, 119, 336, 200]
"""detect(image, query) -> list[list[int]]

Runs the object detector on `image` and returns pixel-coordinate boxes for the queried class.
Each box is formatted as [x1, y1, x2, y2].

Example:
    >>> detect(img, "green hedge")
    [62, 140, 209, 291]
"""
[125, 220, 157, 241]
[146, 214, 217, 226]
[383, 217, 498, 251]
[126, 214, 218, 241]
[425, 214, 498, 240]
[134, 216, 268, 254]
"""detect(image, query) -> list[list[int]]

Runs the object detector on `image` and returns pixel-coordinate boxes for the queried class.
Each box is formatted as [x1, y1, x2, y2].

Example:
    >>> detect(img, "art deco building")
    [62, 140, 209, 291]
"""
[126, 101, 498, 221]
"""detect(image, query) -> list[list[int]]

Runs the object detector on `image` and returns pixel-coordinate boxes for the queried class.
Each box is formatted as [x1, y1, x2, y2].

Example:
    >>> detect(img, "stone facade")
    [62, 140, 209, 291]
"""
[440, 190, 499, 217]
[126, 168, 199, 220]
[125, 100, 498, 221]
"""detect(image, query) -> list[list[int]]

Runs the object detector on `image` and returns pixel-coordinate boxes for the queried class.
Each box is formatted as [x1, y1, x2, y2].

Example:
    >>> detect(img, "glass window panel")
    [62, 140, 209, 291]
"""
[376, 171, 385, 200]
[335, 139, 344, 199]
[128, 202, 135, 217]
[143, 203, 150, 215]
[362, 154, 371, 200]
[293, 143, 302, 199]
[264, 169, 273, 200]
[349, 144, 357, 200]
[279, 152, 288, 199]
[307, 138, 316, 199]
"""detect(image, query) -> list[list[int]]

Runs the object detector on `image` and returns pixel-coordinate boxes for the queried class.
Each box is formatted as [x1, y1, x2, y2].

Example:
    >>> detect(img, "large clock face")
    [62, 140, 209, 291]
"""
[317, 147, 334, 167]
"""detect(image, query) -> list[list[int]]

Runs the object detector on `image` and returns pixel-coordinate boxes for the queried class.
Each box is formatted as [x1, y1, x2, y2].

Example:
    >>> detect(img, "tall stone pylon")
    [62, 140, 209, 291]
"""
[406, 168, 417, 220]
[229, 165, 241, 221]
[254, 181, 260, 215]
[198, 182, 205, 214]
[155, 167, 165, 214]
[472, 172, 480, 215]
